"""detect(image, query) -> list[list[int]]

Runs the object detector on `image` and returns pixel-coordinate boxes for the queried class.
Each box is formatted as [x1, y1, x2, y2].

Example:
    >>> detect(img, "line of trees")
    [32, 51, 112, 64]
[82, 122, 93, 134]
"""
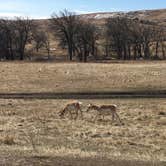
[51, 10, 165, 61]
[0, 10, 165, 61]
[51, 10, 98, 62]
[0, 17, 50, 60]
[0, 18, 33, 60]
[105, 17, 166, 60]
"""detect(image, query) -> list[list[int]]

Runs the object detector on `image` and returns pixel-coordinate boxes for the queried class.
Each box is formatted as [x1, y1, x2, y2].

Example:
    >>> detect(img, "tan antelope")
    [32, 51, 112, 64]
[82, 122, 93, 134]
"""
[87, 103, 122, 124]
[59, 100, 83, 120]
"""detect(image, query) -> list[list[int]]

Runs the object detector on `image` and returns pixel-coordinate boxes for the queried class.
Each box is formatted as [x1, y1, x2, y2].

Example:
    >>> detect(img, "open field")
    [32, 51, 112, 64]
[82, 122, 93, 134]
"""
[0, 98, 166, 165]
[0, 61, 165, 165]
[0, 6, 165, 166]
[0, 61, 166, 93]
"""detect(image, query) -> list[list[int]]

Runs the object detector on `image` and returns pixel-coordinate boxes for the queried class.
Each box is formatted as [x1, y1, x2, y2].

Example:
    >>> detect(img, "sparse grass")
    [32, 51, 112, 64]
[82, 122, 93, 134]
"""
[0, 61, 165, 165]
[0, 61, 165, 93]
[0, 98, 165, 165]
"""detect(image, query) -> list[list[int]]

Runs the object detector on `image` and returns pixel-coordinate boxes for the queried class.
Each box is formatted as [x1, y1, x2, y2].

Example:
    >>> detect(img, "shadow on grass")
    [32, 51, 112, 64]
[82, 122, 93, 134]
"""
[0, 90, 165, 99]
[0, 156, 165, 166]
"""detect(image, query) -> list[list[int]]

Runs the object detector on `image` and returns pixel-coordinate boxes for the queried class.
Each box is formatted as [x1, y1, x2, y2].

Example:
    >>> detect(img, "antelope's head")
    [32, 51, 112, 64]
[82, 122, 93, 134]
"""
[86, 103, 93, 112]
[78, 101, 83, 105]
[58, 108, 65, 118]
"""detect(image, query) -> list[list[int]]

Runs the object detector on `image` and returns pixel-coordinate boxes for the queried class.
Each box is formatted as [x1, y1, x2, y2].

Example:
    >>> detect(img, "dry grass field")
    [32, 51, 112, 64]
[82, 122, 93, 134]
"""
[0, 61, 165, 93]
[0, 61, 166, 165]
[0, 99, 165, 165]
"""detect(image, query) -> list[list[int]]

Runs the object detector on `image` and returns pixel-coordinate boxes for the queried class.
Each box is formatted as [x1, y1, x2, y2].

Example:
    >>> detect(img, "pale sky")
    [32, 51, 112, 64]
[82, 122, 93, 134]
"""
[0, 0, 165, 19]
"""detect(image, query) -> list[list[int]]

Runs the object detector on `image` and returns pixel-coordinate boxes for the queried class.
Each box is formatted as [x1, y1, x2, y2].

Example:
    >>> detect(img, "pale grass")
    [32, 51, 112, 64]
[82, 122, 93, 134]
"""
[0, 98, 165, 163]
[0, 61, 165, 93]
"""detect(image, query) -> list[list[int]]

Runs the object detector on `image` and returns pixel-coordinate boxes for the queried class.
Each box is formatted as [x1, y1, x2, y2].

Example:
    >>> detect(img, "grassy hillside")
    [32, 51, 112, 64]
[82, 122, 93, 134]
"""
[36, 9, 166, 29]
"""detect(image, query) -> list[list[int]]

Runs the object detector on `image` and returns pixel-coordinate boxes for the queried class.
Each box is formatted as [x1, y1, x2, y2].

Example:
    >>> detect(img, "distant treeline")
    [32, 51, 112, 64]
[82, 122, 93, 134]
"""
[0, 10, 165, 61]
[0, 17, 50, 60]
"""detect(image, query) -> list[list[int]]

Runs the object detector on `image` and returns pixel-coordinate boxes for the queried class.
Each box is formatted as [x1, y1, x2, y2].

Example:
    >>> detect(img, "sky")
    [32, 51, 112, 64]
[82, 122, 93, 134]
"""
[0, 0, 165, 19]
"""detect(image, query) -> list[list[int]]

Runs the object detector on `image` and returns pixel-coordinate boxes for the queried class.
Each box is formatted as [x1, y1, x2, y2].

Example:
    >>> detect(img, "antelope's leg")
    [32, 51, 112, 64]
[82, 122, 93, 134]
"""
[94, 113, 99, 121]
[75, 110, 79, 120]
[115, 112, 122, 124]
[70, 111, 73, 119]
[79, 109, 83, 119]
[112, 112, 115, 122]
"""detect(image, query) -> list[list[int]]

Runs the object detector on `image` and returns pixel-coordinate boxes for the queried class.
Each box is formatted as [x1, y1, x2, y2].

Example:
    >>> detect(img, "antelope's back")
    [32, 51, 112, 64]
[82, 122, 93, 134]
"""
[100, 105, 117, 110]
[99, 105, 117, 115]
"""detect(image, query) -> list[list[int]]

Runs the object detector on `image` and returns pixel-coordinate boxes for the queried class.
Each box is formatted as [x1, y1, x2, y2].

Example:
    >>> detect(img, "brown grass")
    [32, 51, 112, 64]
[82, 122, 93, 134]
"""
[0, 98, 165, 165]
[0, 61, 165, 165]
[0, 61, 165, 93]
[0, 135, 15, 145]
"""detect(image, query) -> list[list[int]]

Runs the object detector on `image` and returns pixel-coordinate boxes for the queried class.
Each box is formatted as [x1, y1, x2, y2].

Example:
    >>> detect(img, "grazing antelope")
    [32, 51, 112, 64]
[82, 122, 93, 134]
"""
[87, 104, 122, 124]
[59, 101, 83, 120]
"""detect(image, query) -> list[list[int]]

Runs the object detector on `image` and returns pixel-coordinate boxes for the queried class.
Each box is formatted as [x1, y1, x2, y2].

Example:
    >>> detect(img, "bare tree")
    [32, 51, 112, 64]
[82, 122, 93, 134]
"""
[0, 17, 33, 61]
[74, 21, 98, 62]
[153, 27, 166, 59]
[13, 17, 33, 60]
[141, 25, 153, 59]
[44, 33, 51, 60]
[32, 30, 46, 52]
[161, 42, 166, 59]
[51, 9, 80, 61]
[160, 28, 166, 59]
[0, 19, 15, 60]
[106, 17, 132, 60]
[105, 17, 166, 60]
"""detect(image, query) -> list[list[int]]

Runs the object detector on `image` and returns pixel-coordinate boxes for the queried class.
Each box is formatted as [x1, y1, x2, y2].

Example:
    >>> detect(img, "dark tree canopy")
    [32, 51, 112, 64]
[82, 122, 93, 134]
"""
[0, 17, 33, 60]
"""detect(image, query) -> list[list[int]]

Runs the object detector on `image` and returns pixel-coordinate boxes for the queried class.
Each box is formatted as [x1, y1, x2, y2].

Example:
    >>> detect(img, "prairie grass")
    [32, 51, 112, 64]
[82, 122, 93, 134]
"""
[0, 61, 165, 93]
[0, 98, 165, 165]
[0, 61, 165, 165]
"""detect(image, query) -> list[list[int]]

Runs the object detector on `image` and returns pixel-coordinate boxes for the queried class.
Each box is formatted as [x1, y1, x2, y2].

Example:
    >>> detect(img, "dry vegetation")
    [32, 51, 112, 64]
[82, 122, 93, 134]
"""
[0, 61, 166, 93]
[0, 61, 166, 165]
[0, 98, 165, 165]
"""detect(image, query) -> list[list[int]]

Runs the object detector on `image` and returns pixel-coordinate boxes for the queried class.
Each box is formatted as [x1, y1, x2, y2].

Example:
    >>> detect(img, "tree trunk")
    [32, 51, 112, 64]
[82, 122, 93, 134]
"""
[68, 46, 73, 61]
[83, 48, 88, 62]
[117, 46, 122, 59]
[128, 45, 131, 60]
[19, 47, 24, 60]
[105, 44, 109, 57]
[133, 45, 137, 60]
[138, 44, 142, 58]
[162, 43, 165, 59]
[123, 45, 127, 60]
[144, 43, 150, 59]
[155, 41, 159, 59]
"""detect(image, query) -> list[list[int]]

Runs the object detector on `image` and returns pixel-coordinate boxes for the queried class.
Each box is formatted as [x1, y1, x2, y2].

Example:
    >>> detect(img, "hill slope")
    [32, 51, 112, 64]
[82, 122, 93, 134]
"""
[36, 9, 166, 30]
[33, 9, 166, 58]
